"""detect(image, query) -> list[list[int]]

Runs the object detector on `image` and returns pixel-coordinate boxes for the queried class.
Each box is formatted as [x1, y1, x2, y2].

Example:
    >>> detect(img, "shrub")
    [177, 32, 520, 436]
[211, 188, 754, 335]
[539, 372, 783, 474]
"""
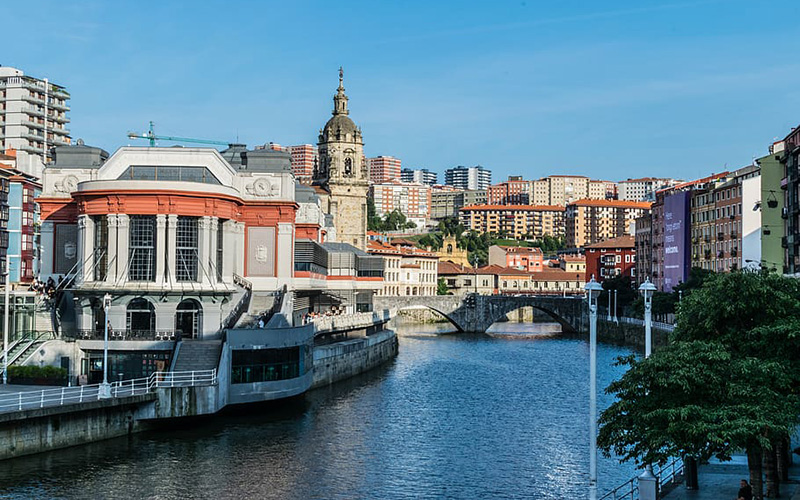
[8, 365, 67, 380]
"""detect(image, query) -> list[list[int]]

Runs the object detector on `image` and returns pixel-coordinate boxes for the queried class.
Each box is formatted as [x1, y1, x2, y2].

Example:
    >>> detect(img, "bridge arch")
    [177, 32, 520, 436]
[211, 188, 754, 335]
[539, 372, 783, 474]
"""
[394, 305, 464, 332]
[486, 303, 577, 333]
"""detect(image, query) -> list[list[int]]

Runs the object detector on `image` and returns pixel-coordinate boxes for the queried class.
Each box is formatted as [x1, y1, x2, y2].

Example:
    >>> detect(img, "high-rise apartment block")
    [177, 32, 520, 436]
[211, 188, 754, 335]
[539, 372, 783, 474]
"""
[459, 204, 565, 240]
[0, 66, 71, 177]
[370, 180, 431, 228]
[430, 187, 487, 220]
[530, 175, 614, 206]
[0, 151, 40, 283]
[444, 165, 491, 190]
[565, 199, 650, 248]
[288, 144, 317, 184]
[488, 176, 532, 205]
[618, 177, 680, 201]
[401, 168, 437, 186]
[368, 156, 401, 184]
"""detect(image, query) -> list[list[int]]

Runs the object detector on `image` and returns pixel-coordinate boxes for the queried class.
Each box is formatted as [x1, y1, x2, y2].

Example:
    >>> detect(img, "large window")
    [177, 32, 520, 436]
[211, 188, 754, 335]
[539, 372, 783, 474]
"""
[231, 347, 301, 384]
[126, 298, 155, 333]
[93, 215, 108, 281]
[129, 216, 156, 281]
[216, 220, 224, 282]
[118, 165, 221, 185]
[176, 216, 198, 282]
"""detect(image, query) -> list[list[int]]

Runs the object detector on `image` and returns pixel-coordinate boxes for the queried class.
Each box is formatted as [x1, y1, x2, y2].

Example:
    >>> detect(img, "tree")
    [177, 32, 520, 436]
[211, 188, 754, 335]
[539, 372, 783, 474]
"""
[599, 271, 800, 498]
[437, 277, 450, 295]
[599, 275, 637, 312]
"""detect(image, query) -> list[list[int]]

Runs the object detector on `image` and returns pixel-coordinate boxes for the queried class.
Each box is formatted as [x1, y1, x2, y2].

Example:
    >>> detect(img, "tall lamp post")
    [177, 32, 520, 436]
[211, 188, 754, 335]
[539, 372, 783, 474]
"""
[2, 256, 9, 385]
[585, 276, 603, 500]
[99, 293, 112, 398]
[637, 277, 658, 498]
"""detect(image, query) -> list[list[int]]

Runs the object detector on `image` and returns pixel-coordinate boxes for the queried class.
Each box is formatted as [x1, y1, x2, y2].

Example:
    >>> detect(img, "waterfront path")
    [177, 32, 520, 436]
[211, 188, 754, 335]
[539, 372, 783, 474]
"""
[661, 452, 800, 499]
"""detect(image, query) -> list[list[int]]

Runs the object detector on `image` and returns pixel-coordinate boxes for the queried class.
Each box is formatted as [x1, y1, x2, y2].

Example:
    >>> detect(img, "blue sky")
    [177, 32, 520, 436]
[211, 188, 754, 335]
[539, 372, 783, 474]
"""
[4, 0, 800, 182]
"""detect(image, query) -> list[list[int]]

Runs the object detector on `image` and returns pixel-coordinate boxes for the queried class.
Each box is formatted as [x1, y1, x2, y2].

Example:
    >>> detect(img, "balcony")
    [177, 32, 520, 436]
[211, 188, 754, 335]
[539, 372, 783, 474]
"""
[731, 248, 738, 257]
[730, 231, 738, 239]
[717, 232, 725, 241]
[704, 235, 711, 243]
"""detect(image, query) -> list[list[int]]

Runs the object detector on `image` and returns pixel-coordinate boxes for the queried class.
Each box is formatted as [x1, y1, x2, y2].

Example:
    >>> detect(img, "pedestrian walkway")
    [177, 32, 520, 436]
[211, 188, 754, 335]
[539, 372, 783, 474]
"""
[662, 453, 800, 499]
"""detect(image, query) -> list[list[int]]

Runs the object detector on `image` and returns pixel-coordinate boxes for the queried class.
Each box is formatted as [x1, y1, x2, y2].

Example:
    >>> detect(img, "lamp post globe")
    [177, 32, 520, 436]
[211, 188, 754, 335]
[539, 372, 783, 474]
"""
[584, 276, 602, 500]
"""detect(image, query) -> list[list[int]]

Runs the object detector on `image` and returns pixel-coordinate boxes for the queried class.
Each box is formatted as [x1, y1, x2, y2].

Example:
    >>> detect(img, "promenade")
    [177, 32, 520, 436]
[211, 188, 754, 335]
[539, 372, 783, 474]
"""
[662, 452, 800, 500]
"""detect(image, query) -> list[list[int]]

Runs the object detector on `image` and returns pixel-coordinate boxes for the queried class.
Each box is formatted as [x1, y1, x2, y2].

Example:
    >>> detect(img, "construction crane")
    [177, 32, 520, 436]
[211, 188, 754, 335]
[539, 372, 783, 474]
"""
[127, 121, 233, 148]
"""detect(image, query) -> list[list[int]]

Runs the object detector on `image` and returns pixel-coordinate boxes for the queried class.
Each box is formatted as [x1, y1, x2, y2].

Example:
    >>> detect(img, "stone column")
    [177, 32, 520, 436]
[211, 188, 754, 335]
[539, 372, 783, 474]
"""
[105, 214, 118, 284]
[197, 216, 212, 285]
[76, 215, 89, 285]
[208, 217, 219, 284]
[39, 222, 55, 278]
[167, 214, 178, 284]
[220, 220, 233, 282]
[233, 222, 245, 277]
[155, 214, 167, 285]
[116, 214, 130, 283]
[276, 222, 294, 281]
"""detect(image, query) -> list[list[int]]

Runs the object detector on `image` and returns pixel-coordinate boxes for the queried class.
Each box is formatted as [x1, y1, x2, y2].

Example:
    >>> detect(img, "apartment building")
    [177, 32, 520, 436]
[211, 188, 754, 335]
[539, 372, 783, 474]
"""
[370, 179, 431, 227]
[488, 176, 531, 205]
[584, 235, 636, 282]
[368, 156, 401, 183]
[779, 126, 800, 274]
[488, 245, 544, 272]
[401, 168, 437, 186]
[0, 150, 40, 283]
[634, 213, 652, 285]
[0, 66, 71, 176]
[459, 204, 565, 240]
[565, 199, 650, 248]
[529, 175, 615, 206]
[367, 239, 438, 296]
[430, 187, 487, 220]
[444, 165, 491, 190]
[618, 177, 680, 201]
[288, 144, 318, 184]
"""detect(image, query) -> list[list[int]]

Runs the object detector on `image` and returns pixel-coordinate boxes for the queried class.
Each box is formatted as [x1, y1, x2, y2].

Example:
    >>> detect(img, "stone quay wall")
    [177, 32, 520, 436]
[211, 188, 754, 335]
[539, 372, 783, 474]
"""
[595, 317, 672, 352]
[0, 394, 156, 461]
[311, 329, 398, 389]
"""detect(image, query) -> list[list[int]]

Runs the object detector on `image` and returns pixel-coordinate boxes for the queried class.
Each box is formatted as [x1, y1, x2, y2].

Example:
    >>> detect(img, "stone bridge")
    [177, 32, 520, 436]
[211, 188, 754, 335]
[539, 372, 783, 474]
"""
[374, 294, 588, 333]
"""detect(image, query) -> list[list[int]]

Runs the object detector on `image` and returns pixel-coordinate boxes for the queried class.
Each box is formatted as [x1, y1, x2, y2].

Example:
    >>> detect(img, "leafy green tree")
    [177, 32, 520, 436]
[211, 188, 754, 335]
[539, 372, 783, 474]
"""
[600, 271, 800, 498]
[437, 277, 450, 295]
[599, 275, 637, 312]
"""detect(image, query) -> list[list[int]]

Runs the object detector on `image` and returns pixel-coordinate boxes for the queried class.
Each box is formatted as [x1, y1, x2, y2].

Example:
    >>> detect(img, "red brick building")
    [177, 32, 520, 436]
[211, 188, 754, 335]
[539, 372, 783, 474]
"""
[584, 235, 636, 282]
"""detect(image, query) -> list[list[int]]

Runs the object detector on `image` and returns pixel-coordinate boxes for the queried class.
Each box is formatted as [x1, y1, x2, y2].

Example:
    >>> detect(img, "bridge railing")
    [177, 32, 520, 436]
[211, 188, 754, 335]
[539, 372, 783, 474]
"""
[0, 369, 217, 414]
[599, 458, 684, 500]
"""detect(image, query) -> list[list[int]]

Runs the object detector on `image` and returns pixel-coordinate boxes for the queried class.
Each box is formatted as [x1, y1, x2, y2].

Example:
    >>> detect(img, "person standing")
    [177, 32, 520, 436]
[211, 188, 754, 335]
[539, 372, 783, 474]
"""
[737, 479, 753, 500]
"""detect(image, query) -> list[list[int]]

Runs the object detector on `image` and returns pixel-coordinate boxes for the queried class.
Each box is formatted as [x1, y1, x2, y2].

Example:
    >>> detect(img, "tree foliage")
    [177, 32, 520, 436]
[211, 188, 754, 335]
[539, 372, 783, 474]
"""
[437, 277, 450, 295]
[598, 270, 800, 497]
[368, 207, 417, 232]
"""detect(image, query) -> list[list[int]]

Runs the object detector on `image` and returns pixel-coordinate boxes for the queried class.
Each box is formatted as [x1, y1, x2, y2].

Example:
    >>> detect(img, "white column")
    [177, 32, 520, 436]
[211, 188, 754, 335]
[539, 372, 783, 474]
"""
[116, 214, 130, 283]
[198, 216, 212, 285]
[208, 217, 219, 284]
[276, 223, 294, 281]
[233, 222, 245, 277]
[167, 214, 178, 284]
[76, 215, 89, 285]
[155, 215, 167, 286]
[220, 220, 233, 282]
[39, 222, 55, 278]
[105, 214, 118, 283]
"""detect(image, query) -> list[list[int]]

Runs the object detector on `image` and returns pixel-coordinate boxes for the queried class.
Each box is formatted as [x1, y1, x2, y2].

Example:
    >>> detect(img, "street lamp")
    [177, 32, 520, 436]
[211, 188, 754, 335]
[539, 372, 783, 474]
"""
[2, 256, 9, 385]
[99, 293, 112, 398]
[613, 289, 619, 323]
[638, 277, 657, 358]
[584, 276, 603, 500]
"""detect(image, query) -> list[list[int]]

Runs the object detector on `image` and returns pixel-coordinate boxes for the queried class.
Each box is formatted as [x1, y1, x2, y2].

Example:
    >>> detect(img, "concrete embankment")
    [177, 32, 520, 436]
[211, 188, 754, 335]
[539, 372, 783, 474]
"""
[0, 394, 157, 461]
[595, 317, 672, 351]
[311, 329, 398, 389]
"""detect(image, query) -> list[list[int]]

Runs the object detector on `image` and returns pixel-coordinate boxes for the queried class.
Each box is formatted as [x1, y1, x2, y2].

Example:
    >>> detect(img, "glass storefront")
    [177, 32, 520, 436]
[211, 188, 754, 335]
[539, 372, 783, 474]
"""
[231, 347, 306, 384]
[84, 351, 171, 384]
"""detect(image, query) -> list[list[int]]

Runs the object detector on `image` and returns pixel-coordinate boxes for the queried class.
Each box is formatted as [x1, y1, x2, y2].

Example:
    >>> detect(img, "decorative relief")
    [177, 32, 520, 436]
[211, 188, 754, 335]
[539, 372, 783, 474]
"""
[246, 177, 280, 198]
[55, 175, 80, 194]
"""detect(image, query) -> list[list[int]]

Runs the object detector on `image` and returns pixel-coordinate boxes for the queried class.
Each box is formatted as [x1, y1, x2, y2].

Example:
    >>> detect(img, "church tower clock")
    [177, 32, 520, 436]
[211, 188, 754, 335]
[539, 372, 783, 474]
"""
[313, 68, 368, 250]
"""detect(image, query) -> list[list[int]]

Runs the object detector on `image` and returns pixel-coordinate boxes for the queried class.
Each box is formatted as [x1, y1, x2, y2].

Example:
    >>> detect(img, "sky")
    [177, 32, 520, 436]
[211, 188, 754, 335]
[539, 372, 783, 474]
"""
[4, 0, 800, 183]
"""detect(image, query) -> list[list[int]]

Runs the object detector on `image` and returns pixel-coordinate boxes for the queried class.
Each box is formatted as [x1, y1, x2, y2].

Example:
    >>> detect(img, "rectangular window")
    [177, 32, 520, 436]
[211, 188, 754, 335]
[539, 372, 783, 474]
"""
[216, 220, 224, 282]
[94, 215, 108, 281]
[231, 347, 302, 384]
[176, 216, 198, 282]
[129, 215, 156, 281]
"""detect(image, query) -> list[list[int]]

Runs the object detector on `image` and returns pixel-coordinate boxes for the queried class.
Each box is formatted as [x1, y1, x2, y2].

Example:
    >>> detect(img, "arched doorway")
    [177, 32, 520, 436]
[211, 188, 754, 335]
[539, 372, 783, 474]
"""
[91, 298, 106, 334]
[126, 298, 155, 334]
[175, 299, 203, 339]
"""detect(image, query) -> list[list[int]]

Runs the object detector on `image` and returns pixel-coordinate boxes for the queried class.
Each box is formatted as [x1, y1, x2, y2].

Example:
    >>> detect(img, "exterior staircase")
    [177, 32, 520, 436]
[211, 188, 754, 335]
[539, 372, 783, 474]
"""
[171, 340, 223, 372]
[13, 339, 47, 366]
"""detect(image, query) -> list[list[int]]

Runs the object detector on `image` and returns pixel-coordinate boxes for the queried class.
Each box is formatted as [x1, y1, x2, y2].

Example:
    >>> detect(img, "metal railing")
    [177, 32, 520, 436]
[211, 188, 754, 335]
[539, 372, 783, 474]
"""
[0, 369, 217, 414]
[599, 458, 684, 500]
[617, 316, 675, 332]
[67, 329, 180, 341]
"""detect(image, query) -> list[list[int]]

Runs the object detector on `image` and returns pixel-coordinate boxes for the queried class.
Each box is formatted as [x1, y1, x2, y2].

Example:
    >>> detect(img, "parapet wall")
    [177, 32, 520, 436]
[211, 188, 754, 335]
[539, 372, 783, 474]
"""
[311, 330, 398, 389]
[596, 318, 672, 352]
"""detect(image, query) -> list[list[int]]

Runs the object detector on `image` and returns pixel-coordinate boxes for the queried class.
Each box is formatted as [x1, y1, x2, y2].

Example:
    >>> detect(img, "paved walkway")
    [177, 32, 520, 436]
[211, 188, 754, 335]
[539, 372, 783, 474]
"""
[662, 453, 800, 500]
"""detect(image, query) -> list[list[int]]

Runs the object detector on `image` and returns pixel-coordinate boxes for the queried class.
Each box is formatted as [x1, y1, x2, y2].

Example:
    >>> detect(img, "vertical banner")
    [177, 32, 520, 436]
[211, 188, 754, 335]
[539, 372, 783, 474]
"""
[663, 191, 690, 291]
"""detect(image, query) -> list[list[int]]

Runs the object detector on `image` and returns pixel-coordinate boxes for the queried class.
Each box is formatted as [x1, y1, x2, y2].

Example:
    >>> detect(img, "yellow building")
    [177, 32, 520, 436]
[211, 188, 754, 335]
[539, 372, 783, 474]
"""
[436, 235, 471, 267]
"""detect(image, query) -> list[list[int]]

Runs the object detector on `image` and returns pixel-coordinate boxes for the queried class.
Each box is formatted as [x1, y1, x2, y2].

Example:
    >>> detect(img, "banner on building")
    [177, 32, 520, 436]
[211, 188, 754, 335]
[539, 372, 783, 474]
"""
[663, 191, 690, 291]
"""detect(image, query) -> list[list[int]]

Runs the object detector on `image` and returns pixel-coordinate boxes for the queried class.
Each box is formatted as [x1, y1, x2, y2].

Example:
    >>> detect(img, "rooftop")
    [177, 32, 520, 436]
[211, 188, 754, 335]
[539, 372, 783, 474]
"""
[568, 199, 652, 209]
[460, 204, 565, 212]
[584, 235, 635, 249]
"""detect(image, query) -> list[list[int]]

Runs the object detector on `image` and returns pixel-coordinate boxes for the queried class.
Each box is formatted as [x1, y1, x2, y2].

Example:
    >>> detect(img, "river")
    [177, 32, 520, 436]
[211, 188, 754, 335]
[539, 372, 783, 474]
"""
[0, 322, 639, 499]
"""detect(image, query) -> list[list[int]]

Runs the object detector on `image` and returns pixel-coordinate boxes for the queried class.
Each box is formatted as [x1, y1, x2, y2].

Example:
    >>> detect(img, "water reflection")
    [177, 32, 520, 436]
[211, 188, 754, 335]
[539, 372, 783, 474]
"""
[0, 323, 637, 499]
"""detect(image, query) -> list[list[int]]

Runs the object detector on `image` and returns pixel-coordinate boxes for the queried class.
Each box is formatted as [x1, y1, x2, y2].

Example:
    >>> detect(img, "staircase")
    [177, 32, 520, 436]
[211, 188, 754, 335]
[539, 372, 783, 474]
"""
[12, 339, 47, 366]
[171, 340, 223, 372]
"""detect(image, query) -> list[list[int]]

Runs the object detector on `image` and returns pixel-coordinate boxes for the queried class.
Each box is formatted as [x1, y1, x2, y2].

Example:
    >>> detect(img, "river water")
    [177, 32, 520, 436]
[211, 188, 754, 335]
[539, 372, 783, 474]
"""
[0, 323, 639, 500]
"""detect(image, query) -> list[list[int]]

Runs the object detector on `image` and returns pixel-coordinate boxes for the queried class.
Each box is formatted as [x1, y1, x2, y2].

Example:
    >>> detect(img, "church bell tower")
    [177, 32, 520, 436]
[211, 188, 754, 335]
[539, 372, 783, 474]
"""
[313, 68, 368, 250]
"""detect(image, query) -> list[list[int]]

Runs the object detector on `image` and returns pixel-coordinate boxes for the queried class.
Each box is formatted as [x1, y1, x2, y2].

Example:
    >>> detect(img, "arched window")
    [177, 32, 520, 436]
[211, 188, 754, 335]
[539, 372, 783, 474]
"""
[127, 298, 155, 333]
[176, 299, 203, 339]
[344, 157, 353, 177]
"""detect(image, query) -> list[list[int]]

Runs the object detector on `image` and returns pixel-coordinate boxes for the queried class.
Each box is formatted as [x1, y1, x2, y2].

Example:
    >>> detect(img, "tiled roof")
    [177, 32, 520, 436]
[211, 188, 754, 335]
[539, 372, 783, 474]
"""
[498, 246, 543, 255]
[584, 235, 635, 249]
[568, 199, 651, 209]
[460, 204, 565, 212]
